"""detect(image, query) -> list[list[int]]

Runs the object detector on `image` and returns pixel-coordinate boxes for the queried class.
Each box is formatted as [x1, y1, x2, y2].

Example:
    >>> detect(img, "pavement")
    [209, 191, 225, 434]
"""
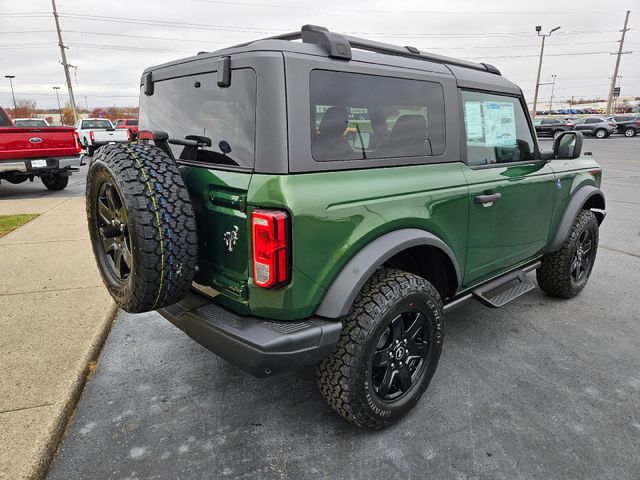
[0, 164, 89, 200]
[44, 137, 640, 479]
[0, 166, 116, 480]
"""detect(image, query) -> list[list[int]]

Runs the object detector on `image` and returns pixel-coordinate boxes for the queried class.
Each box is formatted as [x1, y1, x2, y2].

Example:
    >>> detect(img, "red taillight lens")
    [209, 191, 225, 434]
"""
[73, 131, 81, 153]
[609, 123, 616, 127]
[138, 130, 154, 140]
[89, 130, 94, 142]
[126, 129, 131, 141]
[635, 120, 640, 125]
[252, 209, 289, 288]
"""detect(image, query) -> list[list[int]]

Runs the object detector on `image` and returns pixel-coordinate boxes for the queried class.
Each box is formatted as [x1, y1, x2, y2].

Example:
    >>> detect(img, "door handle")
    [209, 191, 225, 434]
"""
[475, 192, 502, 204]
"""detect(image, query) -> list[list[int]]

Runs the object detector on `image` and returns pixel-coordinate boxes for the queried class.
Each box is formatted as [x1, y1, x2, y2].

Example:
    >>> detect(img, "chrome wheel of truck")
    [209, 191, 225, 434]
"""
[86, 143, 198, 313]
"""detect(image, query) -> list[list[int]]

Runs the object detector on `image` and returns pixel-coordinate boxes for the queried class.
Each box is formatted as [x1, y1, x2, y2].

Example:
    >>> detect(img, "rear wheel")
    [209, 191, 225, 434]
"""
[624, 127, 636, 137]
[553, 130, 563, 139]
[594, 128, 607, 139]
[86, 143, 198, 313]
[317, 268, 444, 429]
[41, 172, 69, 191]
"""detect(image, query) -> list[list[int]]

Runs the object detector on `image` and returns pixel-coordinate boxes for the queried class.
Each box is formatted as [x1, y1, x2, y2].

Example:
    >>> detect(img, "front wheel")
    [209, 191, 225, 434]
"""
[317, 268, 444, 429]
[594, 129, 607, 139]
[624, 127, 637, 137]
[553, 130, 564, 139]
[41, 172, 69, 191]
[537, 210, 599, 298]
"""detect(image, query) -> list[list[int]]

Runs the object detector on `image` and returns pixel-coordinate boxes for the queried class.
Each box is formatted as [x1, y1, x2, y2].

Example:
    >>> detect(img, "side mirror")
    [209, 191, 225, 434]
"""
[351, 130, 371, 150]
[553, 131, 583, 159]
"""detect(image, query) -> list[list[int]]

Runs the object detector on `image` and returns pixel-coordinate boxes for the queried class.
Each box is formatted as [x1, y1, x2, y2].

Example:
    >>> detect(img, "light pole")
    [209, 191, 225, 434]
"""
[53, 86, 63, 125]
[84, 96, 89, 112]
[4, 75, 17, 112]
[549, 74, 557, 111]
[532, 25, 561, 117]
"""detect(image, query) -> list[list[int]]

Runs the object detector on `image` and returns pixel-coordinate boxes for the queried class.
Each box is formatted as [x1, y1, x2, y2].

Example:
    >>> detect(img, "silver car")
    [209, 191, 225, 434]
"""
[573, 117, 617, 139]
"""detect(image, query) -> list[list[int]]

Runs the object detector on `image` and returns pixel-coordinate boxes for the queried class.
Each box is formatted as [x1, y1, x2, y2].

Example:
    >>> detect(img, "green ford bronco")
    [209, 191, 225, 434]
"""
[86, 25, 605, 429]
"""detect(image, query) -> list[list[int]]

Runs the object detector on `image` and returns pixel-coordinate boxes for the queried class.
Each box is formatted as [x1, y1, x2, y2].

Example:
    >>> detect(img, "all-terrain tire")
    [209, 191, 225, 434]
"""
[86, 143, 197, 313]
[537, 209, 599, 298]
[317, 268, 444, 429]
[41, 173, 69, 191]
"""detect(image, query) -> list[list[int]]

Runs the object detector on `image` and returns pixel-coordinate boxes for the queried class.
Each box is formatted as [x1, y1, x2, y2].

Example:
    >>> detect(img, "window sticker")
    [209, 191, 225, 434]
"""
[482, 102, 516, 146]
[464, 102, 484, 140]
[464, 100, 517, 146]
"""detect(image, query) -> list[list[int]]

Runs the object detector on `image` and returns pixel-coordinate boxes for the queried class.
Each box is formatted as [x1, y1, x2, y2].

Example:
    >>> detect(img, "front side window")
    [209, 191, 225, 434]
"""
[140, 69, 256, 169]
[462, 90, 536, 166]
[310, 70, 445, 161]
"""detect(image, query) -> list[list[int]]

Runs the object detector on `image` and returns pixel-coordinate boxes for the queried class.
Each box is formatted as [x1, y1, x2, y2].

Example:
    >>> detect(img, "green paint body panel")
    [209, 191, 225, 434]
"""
[179, 155, 602, 321]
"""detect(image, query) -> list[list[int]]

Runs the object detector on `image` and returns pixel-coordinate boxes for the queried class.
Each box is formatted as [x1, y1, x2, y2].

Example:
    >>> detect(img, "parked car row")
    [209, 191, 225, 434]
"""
[534, 114, 640, 139]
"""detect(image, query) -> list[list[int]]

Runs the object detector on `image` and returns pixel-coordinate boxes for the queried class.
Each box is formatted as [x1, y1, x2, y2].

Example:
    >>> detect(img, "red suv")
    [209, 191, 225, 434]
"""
[114, 118, 139, 140]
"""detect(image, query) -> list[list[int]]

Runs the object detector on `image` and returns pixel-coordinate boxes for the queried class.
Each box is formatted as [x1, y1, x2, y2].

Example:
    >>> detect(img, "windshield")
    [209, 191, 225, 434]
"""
[82, 119, 113, 129]
[14, 119, 47, 127]
[139, 68, 256, 169]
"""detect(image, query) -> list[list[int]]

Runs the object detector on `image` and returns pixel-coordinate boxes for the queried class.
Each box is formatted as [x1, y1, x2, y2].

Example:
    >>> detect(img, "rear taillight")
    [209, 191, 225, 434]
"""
[635, 120, 640, 125]
[73, 131, 81, 153]
[608, 123, 616, 127]
[252, 209, 289, 288]
[126, 129, 131, 141]
[89, 130, 95, 142]
[138, 130, 154, 141]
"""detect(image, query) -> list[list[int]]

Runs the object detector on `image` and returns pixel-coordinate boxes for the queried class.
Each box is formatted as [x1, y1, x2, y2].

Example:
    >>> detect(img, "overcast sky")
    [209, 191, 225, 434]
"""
[1, 0, 637, 110]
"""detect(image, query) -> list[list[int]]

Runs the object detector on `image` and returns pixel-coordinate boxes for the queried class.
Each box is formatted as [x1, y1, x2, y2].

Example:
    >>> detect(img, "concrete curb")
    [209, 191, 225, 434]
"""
[35, 302, 118, 480]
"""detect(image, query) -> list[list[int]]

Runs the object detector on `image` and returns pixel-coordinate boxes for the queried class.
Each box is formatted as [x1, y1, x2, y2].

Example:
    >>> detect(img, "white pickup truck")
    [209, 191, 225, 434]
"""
[75, 118, 130, 156]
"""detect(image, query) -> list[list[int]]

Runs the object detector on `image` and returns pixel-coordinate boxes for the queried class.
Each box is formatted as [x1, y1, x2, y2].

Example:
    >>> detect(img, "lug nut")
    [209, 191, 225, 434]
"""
[391, 363, 395, 368]
[399, 361, 403, 366]
[403, 339, 407, 344]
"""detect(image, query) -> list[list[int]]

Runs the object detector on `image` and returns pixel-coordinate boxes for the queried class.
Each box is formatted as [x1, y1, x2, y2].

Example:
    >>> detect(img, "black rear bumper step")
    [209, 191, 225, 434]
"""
[157, 291, 341, 377]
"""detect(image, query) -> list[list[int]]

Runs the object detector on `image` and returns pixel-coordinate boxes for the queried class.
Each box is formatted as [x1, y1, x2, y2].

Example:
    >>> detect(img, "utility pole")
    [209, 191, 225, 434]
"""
[606, 10, 631, 115]
[84, 96, 89, 112]
[53, 87, 63, 124]
[52, 0, 78, 123]
[532, 25, 561, 117]
[4, 75, 17, 112]
[548, 74, 557, 111]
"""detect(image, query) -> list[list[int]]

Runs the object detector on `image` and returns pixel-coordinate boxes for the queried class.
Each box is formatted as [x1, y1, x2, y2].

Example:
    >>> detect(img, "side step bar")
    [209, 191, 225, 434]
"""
[444, 261, 541, 313]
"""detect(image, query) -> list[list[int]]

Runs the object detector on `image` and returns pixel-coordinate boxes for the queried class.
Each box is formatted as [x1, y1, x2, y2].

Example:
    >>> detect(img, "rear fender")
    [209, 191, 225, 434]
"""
[315, 229, 461, 318]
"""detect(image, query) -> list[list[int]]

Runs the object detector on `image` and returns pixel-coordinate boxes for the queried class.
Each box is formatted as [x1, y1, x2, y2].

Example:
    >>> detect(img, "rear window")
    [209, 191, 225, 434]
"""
[309, 70, 445, 162]
[139, 68, 256, 169]
[82, 119, 112, 129]
[14, 119, 47, 127]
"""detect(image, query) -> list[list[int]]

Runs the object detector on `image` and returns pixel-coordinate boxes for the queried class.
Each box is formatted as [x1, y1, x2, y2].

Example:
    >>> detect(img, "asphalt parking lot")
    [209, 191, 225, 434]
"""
[0, 163, 88, 199]
[47, 138, 639, 480]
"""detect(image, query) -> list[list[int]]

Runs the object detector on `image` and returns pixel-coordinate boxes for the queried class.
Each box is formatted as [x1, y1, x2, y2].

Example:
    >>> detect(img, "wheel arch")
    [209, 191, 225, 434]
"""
[315, 229, 461, 319]
[548, 186, 605, 252]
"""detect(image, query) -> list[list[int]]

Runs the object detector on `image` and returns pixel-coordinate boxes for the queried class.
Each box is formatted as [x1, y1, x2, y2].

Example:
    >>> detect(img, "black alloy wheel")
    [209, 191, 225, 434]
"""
[570, 229, 593, 284]
[371, 310, 430, 401]
[95, 179, 132, 282]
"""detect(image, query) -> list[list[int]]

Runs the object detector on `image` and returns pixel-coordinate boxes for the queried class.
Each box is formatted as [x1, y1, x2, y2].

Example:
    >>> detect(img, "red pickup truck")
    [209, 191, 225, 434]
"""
[0, 107, 82, 191]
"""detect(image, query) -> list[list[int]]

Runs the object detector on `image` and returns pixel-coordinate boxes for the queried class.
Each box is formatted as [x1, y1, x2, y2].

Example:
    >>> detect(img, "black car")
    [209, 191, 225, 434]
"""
[609, 115, 640, 137]
[533, 117, 575, 139]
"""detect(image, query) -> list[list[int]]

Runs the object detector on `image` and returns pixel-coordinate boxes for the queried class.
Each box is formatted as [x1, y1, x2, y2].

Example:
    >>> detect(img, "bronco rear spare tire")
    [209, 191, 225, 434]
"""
[86, 143, 197, 313]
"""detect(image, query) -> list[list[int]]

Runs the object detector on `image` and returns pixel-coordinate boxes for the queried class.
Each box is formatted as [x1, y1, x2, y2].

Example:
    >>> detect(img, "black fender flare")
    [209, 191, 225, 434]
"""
[315, 228, 461, 318]
[548, 186, 605, 252]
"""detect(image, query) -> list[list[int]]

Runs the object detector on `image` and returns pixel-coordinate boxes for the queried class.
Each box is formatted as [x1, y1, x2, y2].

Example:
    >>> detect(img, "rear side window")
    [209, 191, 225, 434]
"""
[461, 90, 536, 166]
[139, 68, 256, 169]
[309, 70, 445, 161]
[127, 120, 138, 126]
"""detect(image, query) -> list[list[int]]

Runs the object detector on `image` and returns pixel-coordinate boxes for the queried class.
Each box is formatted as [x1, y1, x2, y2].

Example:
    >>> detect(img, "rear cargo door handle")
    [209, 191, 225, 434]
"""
[475, 193, 502, 205]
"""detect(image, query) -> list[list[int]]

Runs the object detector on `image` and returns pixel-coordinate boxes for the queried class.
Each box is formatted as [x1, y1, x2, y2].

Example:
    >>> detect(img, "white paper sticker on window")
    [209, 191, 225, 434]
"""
[482, 102, 516, 146]
[464, 102, 484, 140]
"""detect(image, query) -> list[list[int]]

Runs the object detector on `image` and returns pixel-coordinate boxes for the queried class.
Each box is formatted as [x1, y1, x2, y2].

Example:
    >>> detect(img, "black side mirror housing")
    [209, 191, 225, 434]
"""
[553, 131, 583, 159]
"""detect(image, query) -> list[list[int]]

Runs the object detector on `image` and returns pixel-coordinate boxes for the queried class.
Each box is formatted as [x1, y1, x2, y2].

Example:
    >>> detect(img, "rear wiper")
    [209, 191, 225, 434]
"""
[168, 135, 212, 148]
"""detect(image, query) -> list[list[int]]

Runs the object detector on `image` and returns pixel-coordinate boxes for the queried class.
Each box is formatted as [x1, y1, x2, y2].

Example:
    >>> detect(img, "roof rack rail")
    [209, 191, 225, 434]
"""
[232, 24, 501, 75]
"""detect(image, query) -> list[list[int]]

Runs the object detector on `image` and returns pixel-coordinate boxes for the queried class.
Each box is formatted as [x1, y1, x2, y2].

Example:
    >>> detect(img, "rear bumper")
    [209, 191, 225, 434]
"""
[157, 291, 342, 377]
[91, 139, 129, 147]
[0, 155, 81, 174]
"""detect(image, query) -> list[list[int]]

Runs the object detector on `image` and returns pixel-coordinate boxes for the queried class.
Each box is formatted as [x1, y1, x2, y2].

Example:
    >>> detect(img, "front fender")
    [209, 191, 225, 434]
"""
[315, 228, 461, 318]
[548, 186, 605, 252]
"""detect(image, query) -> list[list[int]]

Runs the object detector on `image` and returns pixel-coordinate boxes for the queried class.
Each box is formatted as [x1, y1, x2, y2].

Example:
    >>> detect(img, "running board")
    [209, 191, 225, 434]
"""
[472, 269, 535, 308]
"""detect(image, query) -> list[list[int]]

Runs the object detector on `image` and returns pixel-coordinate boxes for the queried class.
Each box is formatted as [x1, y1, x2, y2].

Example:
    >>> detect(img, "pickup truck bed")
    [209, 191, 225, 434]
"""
[0, 109, 83, 191]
